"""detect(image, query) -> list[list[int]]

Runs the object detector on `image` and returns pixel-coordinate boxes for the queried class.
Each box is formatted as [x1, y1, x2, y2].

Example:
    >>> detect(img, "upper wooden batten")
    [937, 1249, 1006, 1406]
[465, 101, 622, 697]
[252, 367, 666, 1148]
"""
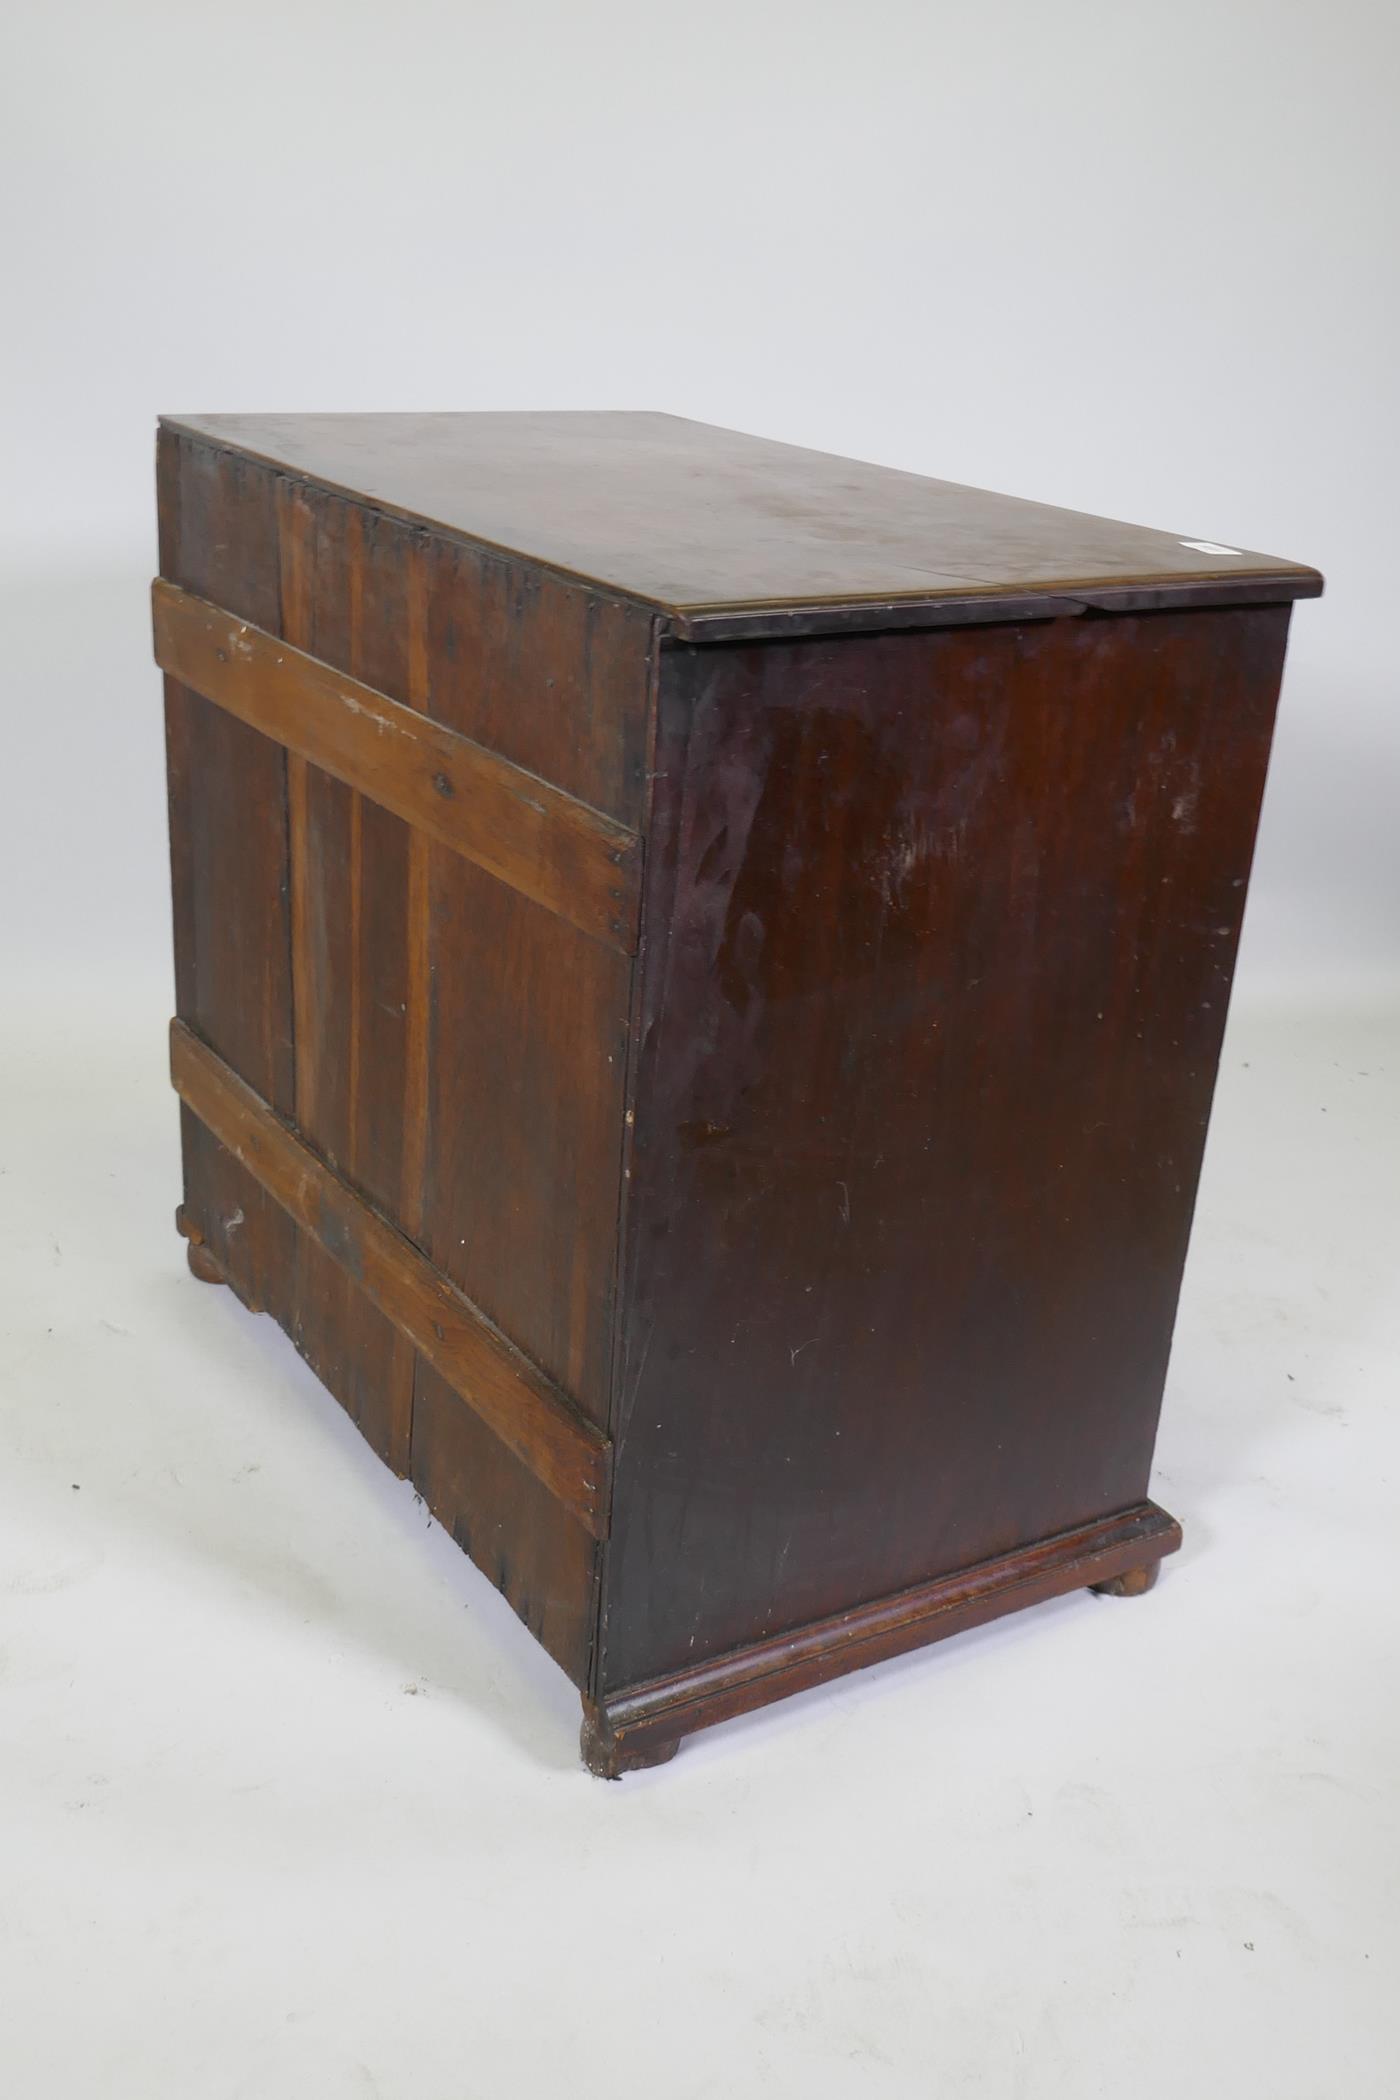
[161, 412, 1323, 643]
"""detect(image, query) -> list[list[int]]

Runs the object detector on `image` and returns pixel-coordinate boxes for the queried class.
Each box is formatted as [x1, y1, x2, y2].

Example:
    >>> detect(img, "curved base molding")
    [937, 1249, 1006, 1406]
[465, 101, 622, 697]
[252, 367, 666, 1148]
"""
[583, 1501, 1181, 1775]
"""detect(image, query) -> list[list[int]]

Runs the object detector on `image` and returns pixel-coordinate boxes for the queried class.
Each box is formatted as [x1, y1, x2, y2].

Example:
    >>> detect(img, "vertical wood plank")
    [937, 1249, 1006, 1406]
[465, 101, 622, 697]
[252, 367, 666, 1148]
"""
[400, 540, 432, 1242]
[418, 844, 629, 1431]
[406, 521, 640, 1679]
[347, 509, 417, 1473]
[277, 475, 356, 1441]
[277, 488, 417, 1475]
[279, 477, 318, 1136]
[161, 677, 197, 1021]
[419, 531, 653, 825]
[160, 429, 296, 1309]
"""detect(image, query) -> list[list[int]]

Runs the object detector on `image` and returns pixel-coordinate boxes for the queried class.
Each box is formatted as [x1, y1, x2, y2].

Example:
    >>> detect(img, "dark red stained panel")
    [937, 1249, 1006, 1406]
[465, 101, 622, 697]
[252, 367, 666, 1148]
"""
[600, 607, 1291, 1690]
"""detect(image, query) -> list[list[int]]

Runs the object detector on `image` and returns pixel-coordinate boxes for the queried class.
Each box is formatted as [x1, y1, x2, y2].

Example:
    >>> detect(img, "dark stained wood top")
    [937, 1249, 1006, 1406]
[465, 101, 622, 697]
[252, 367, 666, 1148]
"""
[163, 411, 1323, 641]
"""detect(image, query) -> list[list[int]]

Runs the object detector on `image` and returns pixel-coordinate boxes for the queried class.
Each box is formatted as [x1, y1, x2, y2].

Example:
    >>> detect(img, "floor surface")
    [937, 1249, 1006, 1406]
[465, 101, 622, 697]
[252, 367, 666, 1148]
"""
[1, 986, 1395, 2098]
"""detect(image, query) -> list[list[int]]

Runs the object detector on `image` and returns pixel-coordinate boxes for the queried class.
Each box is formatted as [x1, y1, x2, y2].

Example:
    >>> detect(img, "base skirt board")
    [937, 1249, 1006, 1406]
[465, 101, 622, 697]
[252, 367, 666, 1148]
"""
[583, 1501, 1181, 1773]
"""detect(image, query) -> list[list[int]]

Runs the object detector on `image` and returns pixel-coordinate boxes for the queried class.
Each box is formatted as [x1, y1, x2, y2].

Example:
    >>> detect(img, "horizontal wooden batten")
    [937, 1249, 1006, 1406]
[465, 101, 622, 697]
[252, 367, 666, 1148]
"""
[170, 1022, 612, 1536]
[152, 579, 642, 953]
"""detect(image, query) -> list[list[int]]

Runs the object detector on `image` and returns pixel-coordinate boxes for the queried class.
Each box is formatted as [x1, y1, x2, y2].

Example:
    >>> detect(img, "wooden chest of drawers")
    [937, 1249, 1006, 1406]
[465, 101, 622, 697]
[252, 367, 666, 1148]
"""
[154, 413, 1320, 1773]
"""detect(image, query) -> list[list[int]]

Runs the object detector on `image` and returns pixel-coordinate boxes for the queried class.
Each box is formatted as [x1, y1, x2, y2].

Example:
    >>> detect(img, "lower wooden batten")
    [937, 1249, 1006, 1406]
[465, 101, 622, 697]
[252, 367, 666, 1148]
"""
[581, 1501, 1181, 1776]
[170, 1021, 611, 1537]
[174, 1189, 600, 1682]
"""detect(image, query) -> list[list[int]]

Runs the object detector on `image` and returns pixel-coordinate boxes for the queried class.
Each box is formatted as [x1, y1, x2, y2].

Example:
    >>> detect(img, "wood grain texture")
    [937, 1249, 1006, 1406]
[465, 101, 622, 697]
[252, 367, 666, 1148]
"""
[157, 414, 1320, 1771]
[158, 423, 634, 1655]
[414, 525, 655, 826]
[162, 412, 1322, 638]
[158, 431, 297, 1316]
[157, 431, 289, 1095]
[421, 854, 632, 1433]
[152, 578, 642, 953]
[156, 429, 293, 1113]
[170, 1022, 612, 1537]
[173, 695, 296, 1109]
[164, 425, 656, 824]
[599, 606, 1291, 1692]
[275, 482, 417, 1474]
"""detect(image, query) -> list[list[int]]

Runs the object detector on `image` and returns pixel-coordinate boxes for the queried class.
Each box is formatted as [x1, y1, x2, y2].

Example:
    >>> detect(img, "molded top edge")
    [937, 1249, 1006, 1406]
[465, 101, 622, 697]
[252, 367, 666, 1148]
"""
[161, 411, 1323, 638]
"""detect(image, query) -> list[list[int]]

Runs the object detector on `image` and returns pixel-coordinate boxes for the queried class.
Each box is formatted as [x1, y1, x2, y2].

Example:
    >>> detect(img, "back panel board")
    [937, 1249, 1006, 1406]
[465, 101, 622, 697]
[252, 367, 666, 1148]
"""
[159, 427, 653, 1683]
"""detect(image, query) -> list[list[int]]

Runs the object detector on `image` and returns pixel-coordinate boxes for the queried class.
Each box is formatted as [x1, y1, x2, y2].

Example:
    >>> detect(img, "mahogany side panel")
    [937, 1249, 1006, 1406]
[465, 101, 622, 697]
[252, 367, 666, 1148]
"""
[600, 606, 1291, 1692]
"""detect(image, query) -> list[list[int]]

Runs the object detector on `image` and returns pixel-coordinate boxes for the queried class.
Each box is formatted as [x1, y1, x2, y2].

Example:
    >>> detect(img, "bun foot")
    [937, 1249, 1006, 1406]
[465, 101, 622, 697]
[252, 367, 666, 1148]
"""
[1091, 1558, 1162, 1598]
[580, 1707, 681, 1779]
[176, 1205, 225, 1286]
[186, 1238, 226, 1286]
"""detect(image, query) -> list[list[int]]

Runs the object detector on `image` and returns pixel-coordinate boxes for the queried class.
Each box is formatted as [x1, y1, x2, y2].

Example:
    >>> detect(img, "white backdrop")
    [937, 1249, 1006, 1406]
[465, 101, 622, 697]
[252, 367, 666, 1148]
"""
[3, 0, 1398, 1006]
[2, 5, 1397, 2097]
